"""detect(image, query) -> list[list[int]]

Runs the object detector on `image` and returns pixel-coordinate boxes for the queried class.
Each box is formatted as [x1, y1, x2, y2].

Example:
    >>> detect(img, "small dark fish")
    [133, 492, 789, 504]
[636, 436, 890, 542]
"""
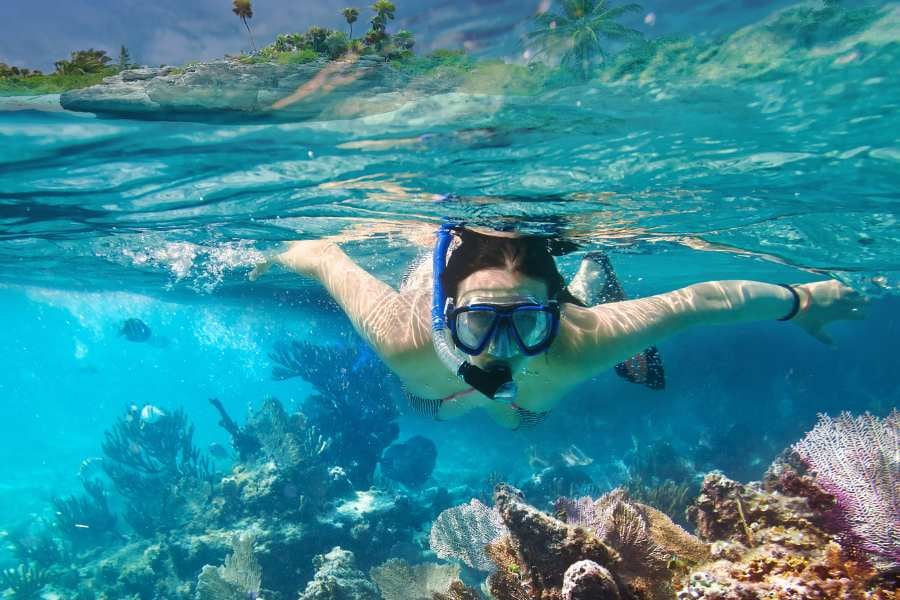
[120, 318, 151, 342]
[208, 442, 229, 459]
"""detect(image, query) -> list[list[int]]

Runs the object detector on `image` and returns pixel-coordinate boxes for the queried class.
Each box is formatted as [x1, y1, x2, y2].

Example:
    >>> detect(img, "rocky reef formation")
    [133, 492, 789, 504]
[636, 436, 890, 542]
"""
[58, 58, 433, 121]
[679, 469, 898, 599]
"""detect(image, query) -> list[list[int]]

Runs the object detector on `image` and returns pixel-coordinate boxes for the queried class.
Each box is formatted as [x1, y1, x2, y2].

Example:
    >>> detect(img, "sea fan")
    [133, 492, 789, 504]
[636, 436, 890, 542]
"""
[429, 499, 507, 572]
[792, 410, 899, 573]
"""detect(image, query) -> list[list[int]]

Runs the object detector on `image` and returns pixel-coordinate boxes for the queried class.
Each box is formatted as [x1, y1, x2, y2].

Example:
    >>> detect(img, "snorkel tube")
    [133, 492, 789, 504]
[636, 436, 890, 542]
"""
[432, 224, 517, 402]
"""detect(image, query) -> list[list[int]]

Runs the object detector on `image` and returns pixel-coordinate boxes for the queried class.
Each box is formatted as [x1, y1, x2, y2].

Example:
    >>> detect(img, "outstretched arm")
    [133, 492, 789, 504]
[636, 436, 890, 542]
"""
[559, 280, 866, 381]
[250, 241, 427, 360]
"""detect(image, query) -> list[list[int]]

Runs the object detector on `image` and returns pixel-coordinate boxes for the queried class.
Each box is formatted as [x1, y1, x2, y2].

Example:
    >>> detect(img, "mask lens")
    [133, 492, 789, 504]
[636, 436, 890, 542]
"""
[512, 308, 553, 350]
[455, 309, 497, 351]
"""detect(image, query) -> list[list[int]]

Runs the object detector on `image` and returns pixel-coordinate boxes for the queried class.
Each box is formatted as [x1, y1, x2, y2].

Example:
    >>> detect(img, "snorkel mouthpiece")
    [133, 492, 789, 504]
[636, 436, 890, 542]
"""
[458, 362, 517, 402]
[431, 223, 518, 402]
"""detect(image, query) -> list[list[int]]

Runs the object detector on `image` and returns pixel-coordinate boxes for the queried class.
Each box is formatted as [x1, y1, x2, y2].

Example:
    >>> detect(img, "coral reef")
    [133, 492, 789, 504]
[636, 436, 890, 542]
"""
[369, 558, 461, 599]
[0, 562, 49, 600]
[561, 560, 620, 600]
[270, 340, 399, 488]
[217, 398, 334, 517]
[680, 470, 898, 599]
[430, 498, 506, 572]
[297, 547, 379, 600]
[196, 533, 263, 600]
[792, 410, 899, 573]
[51, 478, 117, 546]
[101, 405, 214, 535]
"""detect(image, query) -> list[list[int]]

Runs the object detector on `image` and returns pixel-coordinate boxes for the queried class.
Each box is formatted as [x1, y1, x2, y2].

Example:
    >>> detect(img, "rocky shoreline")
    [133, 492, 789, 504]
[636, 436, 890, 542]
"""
[59, 57, 429, 122]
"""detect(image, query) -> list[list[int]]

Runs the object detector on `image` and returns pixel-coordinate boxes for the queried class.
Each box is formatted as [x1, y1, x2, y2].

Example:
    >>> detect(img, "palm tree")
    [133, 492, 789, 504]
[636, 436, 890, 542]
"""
[342, 8, 360, 39]
[366, 0, 396, 49]
[232, 0, 257, 52]
[392, 30, 415, 52]
[528, 0, 642, 79]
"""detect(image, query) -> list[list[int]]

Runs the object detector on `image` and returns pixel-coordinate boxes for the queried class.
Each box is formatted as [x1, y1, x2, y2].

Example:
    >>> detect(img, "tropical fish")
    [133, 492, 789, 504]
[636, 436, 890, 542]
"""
[119, 318, 151, 342]
[208, 442, 229, 459]
[139, 404, 166, 425]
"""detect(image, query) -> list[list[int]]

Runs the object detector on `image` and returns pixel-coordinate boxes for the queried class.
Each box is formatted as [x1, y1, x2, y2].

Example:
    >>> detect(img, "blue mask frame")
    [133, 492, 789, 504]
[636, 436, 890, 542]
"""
[447, 300, 560, 356]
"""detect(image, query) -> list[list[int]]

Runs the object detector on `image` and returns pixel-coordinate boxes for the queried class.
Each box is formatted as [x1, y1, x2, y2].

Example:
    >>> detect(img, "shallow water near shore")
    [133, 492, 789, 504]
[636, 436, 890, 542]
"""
[0, 2, 898, 598]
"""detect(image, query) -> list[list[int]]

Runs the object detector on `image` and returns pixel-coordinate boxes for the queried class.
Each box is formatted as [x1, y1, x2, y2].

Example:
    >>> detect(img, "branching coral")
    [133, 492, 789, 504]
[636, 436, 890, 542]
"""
[218, 398, 335, 516]
[555, 488, 708, 599]
[51, 478, 116, 546]
[0, 562, 49, 600]
[102, 405, 213, 535]
[269, 340, 399, 487]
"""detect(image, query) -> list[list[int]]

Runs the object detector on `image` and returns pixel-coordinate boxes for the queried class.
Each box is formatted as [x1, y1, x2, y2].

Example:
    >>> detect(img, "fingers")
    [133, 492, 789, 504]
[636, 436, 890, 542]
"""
[809, 327, 836, 348]
[249, 261, 271, 282]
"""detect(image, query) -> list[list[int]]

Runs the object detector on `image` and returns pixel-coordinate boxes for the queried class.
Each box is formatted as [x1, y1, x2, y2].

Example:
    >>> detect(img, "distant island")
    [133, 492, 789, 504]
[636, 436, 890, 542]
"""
[0, 0, 883, 119]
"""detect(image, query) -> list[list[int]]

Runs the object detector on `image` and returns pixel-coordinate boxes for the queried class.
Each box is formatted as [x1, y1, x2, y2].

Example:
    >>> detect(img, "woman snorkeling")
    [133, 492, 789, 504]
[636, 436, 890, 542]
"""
[250, 225, 867, 429]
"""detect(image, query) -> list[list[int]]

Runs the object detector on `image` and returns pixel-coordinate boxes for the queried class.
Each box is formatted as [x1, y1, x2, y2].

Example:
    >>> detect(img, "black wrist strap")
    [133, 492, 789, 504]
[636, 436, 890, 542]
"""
[776, 284, 801, 321]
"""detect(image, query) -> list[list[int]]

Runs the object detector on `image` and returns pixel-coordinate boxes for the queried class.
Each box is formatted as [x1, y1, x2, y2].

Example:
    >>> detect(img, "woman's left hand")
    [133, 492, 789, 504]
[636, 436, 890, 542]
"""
[791, 280, 868, 346]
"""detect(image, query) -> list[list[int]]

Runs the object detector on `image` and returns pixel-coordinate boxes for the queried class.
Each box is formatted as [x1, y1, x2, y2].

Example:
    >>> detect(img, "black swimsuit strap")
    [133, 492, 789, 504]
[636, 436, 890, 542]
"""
[403, 387, 550, 429]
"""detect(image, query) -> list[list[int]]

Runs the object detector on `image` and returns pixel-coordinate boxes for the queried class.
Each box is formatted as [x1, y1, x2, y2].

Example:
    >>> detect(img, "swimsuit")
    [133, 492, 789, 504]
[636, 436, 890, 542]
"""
[402, 387, 550, 430]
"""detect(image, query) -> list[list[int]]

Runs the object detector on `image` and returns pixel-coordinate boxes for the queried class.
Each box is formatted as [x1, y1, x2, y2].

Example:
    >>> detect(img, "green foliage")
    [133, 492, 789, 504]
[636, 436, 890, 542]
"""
[0, 71, 113, 95]
[273, 32, 306, 52]
[117, 45, 135, 71]
[325, 31, 351, 59]
[274, 48, 320, 65]
[528, 0, 643, 79]
[392, 30, 415, 52]
[54, 48, 113, 75]
[304, 26, 331, 54]
[366, 0, 396, 49]
[0, 63, 42, 77]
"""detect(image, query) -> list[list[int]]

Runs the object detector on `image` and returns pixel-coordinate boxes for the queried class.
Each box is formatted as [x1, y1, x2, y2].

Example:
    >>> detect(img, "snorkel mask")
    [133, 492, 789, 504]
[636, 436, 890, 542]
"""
[431, 224, 560, 402]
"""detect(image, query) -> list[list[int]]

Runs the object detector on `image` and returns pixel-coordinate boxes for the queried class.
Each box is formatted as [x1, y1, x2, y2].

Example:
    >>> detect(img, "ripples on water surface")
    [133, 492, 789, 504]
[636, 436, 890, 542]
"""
[1, 4, 898, 296]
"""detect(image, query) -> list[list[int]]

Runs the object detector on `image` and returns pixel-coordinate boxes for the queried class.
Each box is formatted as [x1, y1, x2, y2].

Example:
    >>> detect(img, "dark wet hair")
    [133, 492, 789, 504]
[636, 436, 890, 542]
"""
[439, 227, 585, 306]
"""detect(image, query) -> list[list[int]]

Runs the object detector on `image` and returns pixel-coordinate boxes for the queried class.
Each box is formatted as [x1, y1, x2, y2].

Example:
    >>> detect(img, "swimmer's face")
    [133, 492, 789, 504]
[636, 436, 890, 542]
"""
[455, 268, 549, 370]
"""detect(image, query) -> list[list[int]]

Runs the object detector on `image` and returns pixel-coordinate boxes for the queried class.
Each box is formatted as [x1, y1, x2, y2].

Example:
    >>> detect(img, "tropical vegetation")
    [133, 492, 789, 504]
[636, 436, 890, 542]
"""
[526, 0, 643, 79]
[239, 2, 414, 65]
[0, 48, 122, 95]
[232, 0, 257, 52]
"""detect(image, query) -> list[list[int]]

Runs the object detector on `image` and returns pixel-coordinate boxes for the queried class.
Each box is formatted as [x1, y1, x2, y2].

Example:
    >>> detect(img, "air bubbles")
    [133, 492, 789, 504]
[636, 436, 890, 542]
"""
[644, 12, 657, 26]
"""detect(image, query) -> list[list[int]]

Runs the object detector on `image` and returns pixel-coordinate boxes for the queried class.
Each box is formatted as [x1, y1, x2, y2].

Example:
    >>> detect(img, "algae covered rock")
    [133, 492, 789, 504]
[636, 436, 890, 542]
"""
[561, 560, 620, 600]
[59, 58, 414, 122]
[379, 435, 437, 488]
[297, 547, 379, 600]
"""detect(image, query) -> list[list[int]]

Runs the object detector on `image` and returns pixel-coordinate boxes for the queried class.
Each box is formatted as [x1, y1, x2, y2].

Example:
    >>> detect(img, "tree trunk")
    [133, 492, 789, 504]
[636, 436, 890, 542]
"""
[242, 17, 257, 52]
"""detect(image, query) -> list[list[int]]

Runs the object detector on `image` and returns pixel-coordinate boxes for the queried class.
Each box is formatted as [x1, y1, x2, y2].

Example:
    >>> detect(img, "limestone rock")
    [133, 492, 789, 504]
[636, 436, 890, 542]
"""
[561, 561, 620, 600]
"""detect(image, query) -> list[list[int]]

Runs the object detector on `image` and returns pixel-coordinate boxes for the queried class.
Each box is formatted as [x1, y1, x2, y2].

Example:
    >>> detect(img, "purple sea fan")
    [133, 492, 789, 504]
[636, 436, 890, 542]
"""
[792, 409, 899, 573]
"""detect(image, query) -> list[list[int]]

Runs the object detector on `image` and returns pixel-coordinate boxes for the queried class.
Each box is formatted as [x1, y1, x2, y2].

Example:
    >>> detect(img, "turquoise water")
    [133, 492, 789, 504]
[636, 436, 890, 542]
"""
[0, 2, 898, 597]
